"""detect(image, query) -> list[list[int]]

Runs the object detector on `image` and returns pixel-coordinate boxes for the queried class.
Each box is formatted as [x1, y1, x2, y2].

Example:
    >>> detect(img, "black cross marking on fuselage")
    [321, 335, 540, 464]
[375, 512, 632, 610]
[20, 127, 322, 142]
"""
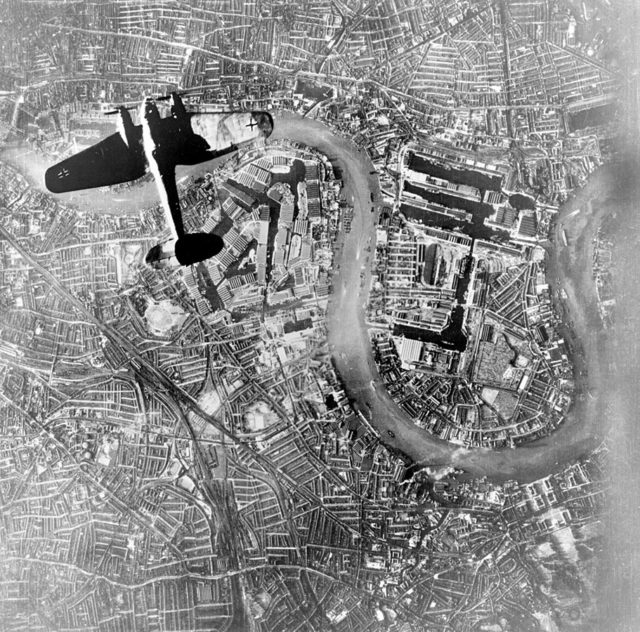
[246, 118, 257, 130]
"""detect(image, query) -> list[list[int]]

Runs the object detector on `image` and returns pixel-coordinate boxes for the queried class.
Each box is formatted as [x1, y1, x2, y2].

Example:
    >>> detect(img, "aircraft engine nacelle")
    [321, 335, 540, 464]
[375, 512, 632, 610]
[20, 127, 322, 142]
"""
[145, 232, 224, 268]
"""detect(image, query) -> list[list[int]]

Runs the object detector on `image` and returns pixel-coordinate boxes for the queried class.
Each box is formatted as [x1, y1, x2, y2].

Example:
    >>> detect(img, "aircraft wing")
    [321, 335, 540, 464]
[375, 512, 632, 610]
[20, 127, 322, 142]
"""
[45, 130, 146, 194]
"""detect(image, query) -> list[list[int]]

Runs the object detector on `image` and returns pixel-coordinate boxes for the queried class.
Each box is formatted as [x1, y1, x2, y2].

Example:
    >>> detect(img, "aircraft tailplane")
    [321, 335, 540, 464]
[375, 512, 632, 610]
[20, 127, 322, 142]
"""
[145, 232, 224, 268]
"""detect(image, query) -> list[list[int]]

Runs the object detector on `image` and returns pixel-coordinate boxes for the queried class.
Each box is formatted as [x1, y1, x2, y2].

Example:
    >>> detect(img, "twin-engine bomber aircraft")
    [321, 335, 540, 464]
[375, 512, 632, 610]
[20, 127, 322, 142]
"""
[44, 93, 273, 268]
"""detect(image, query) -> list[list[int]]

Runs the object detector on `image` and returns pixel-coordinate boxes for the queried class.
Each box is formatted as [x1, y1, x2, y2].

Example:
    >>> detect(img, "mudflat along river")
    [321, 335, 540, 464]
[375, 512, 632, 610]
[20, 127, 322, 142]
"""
[0, 113, 625, 484]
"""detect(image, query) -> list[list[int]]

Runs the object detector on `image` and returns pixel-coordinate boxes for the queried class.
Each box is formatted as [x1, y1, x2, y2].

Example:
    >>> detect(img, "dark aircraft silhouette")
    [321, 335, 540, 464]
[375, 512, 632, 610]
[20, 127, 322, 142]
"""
[44, 93, 273, 268]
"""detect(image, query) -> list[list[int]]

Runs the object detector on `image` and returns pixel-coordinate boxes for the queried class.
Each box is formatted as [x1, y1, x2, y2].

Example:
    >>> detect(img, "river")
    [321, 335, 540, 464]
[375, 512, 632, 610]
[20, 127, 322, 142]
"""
[272, 114, 615, 483]
[1, 111, 617, 484]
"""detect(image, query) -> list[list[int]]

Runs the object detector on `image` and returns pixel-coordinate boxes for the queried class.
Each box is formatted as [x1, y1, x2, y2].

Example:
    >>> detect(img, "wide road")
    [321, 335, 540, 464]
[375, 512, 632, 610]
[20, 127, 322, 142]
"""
[4, 111, 612, 483]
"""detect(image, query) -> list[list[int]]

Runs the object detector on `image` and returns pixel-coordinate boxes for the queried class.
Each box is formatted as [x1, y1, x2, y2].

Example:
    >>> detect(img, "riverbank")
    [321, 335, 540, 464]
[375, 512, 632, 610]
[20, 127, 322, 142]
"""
[315, 114, 615, 482]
